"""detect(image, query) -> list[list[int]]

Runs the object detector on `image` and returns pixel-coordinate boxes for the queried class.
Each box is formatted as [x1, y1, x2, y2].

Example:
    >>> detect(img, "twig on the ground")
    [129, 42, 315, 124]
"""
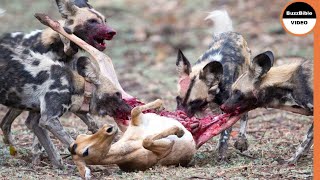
[20, 168, 37, 173]
[236, 151, 257, 159]
[188, 176, 211, 180]
[216, 165, 251, 177]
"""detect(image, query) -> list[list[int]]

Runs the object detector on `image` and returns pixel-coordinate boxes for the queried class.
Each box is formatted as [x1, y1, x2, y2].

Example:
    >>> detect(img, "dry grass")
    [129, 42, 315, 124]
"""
[0, 0, 313, 179]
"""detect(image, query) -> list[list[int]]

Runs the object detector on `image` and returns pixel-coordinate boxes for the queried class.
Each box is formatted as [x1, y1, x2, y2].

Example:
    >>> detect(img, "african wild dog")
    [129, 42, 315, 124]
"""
[0, 0, 117, 167]
[0, 46, 130, 168]
[176, 10, 251, 160]
[221, 51, 313, 164]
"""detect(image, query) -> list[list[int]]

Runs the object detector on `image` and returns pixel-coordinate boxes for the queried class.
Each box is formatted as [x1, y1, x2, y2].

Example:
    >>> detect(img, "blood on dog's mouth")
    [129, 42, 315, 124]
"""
[92, 36, 111, 51]
[90, 28, 116, 51]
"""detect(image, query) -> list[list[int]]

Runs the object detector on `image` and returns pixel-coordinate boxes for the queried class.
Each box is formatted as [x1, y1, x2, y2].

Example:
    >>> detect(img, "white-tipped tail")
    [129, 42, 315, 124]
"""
[205, 10, 233, 35]
[0, 8, 5, 17]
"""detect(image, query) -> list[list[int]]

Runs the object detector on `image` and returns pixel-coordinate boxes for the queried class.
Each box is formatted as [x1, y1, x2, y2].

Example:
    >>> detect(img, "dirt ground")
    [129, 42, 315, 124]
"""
[0, 0, 314, 179]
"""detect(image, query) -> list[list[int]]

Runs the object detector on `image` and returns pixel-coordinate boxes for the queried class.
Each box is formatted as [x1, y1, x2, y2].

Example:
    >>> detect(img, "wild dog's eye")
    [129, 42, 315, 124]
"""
[234, 89, 241, 95]
[188, 99, 208, 112]
[189, 99, 207, 107]
[176, 96, 182, 105]
[233, 89, 244, 100]
[88, 19, 99, 24]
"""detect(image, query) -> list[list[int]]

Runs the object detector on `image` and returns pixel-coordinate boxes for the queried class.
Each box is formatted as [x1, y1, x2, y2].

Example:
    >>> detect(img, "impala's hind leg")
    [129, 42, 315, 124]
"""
[143, 126, 184, 158]
[131, 99, 163, 126]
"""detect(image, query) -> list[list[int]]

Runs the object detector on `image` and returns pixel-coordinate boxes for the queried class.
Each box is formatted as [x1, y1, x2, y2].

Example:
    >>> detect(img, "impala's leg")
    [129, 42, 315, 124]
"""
[72, 155, 90, 180]
[143, 126, 184, 157]
[131, 99, 163, 126]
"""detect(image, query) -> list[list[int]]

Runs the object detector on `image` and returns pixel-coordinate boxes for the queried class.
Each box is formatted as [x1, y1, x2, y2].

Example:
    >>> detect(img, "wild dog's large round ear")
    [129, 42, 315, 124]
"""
[77, 56, 100, 85]
[55, 0, 79, 18]
[176, 49, 191, 77]
[200, 61, 223, 87]
[250, 51, 274, 79]
[74, 0, 92, 8]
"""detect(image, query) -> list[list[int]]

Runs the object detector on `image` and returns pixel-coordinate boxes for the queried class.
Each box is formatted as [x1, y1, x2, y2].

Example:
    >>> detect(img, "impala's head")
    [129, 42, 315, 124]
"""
[55, 0, 116, 51]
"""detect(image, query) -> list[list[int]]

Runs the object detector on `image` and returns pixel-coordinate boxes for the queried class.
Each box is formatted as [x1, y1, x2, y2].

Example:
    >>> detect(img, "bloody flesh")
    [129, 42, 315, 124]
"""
[116, 98, 241, 148]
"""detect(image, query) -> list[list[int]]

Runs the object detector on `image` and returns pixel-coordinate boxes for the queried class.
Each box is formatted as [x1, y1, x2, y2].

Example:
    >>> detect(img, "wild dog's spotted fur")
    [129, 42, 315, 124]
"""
[0, 47, 130, 167]
[176, 10, 250, 160]
[221, 51, 313, 164]
[0, 0, 117, 167]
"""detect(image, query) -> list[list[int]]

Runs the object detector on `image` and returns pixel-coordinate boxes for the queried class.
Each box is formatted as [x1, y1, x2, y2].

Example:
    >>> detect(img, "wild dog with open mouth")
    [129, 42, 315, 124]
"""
[221, 51, 313, 164]
[70, 99, 196, 179]
[0, 0, 122, 167]
[0, 45, 130, 168]
[176, 10, 251, 160]
[0, 0, 117, 165]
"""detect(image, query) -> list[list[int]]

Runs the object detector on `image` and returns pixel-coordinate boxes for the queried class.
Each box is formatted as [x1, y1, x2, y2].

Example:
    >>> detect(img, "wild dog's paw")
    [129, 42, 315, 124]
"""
[3, 135, 13, 145]
[234, 136, 249, 152]
[216, 154, 230, 163]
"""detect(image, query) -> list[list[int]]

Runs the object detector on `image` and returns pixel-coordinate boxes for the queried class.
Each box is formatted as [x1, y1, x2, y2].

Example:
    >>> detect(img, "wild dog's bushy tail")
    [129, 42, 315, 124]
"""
[205, 10, 233, 35]
[0, 8, 5, 17]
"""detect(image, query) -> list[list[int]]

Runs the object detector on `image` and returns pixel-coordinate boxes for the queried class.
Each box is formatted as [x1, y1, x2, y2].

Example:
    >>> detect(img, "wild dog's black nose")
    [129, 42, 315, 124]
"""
[107, 29, 116, 37]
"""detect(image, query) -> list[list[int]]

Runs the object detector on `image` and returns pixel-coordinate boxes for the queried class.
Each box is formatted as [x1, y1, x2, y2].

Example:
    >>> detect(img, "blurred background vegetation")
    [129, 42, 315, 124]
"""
[0, 0, 313, 179]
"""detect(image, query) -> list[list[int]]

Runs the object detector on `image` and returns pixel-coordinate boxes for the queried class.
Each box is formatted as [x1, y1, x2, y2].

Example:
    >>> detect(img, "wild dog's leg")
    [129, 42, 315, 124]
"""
[75, 113, 99, 133]
[286, 123, 313, 164]
[39, 114, 74, 146]
[131, 99, 163, 126]
[217, 127, 232, 161]
[143, 126, 184, 157]
[38, 95, 74, 146]
[25, 112, 63, 168]
[31, 134, 44, 166]
[0, 108, 23, 145]
[234, 113, 249, 152]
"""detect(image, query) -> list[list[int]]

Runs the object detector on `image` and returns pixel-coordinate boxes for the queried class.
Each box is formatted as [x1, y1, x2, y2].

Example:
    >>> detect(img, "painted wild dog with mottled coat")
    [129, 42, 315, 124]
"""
[0, 46, 130, 167]
[221, 51, 313, 164]
[176, 10, 251, 160]
[0, 0, 119, 167]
